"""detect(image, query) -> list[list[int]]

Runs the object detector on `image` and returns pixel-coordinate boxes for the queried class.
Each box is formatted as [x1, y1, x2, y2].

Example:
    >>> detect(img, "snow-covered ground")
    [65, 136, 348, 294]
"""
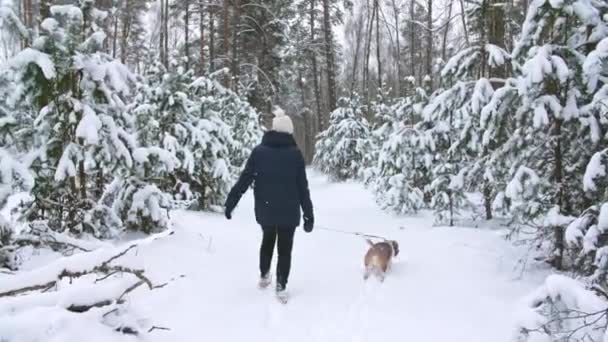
[1, 171, 550, 341]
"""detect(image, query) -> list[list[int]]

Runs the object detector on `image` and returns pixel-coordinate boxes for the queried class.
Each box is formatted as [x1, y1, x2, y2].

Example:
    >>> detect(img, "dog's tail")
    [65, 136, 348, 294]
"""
[365, 238, 374, 246]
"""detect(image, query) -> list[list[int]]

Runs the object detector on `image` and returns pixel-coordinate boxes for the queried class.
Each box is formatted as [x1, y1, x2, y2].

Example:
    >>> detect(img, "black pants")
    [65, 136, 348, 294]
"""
[260, 226, 296, 288]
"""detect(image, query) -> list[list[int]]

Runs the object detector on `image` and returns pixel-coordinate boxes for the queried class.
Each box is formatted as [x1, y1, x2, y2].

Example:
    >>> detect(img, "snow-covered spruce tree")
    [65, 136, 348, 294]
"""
[5, 1, 171, 237]
[370, 79, 432, 214]
[131, 62, 238, 211]
[314, 95, 373, 181]
[190, 71, 262, 171]
[422, 81, 472, 226]
[480, 0, 608, 269]
[362, 88, 398, 185]
[189, 74, 257, 210]
[428, 0, 514, 223]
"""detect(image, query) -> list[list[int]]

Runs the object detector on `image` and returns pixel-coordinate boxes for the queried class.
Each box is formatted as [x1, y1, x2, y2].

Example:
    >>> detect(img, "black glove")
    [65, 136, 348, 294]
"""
[303, 217, 314, 233]
[225, 208, 232, 220]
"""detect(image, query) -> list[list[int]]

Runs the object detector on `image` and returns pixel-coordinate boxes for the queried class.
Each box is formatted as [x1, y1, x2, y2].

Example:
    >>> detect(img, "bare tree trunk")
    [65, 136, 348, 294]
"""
[209, 6, 215, 71]
[459, 0, 470, 47]
[483, 182, 493, 220]
[441, 0, 454, 62]
[375, 0, 381, 89]
[79, 161, 86, 200]
[425, 0, 433, 88]
[349, 13, 364, 96]
[113, 13, 119, 59]
[391, 0, 402, 96]
[231, 0, 240, 92]
[439, 0, 454, 88]
[310, 0, 323, 132]
[21, 0, 32, 47]
[363, 1, 377, 112]
[222, 0, 230, 87]
[159, 0, 165, 64]
[185, 0, 190, 69]
[164, 0, 169, 66]
[553, 118, 565, 270]
[409, 0, 416, 80]
[487, 0, 506, 81]
[120, 3, 131, 64]
[199, 0, 205, 74]
[322, 0, 337, 113]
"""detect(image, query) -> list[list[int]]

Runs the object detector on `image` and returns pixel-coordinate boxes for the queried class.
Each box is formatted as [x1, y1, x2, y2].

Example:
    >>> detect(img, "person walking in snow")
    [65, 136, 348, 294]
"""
[224, 107, 314, 303]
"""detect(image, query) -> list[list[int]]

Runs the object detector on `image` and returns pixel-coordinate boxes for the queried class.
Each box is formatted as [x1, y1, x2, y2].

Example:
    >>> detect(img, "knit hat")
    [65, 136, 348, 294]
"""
[271, 106, 294, 134]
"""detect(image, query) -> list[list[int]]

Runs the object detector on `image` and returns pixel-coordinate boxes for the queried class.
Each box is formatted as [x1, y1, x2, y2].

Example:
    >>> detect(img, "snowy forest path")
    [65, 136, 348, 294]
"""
[141, 171, 545, 342]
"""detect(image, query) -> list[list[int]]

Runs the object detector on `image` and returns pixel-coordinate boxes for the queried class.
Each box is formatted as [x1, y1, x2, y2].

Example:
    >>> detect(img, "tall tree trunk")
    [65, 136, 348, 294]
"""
[21, 0, 32, 47]
[409, 0, 416, 80]
[209, 6, 215, 71]
[199, 0, 205, 74]
[79, 161, 86, 200]
[363, 1, 377, 114]
[232, 0, 240, 92]
[441, 0, 453, 63]
[553, 118, 565, 270]
[159, 0, 165, 64]
[164, 0, 169, 66]
[487, 0, 506, 82]
[222, 0, 230, 87]
[363, 0, 374, 102]
[375, 0, 381, 89]
[483, 182, 493, 220]
[440, 0, 454, 88]
[95, 169, 104, 199]
[425, 0, 433, 88]
[120, 5, 131, 64]
[322, 0, 337, 113]
[391, 0, 402, 96]
[113, 13, 119, 59]
[349, 13, 364, 97]
[185, 0, 190, 69]
[459, 0, 470, 47]
[310, 0, 323, 132]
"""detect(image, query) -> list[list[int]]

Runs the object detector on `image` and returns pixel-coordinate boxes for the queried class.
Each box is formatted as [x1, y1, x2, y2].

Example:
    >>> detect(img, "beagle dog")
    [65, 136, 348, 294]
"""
[363, 239, 399, 282]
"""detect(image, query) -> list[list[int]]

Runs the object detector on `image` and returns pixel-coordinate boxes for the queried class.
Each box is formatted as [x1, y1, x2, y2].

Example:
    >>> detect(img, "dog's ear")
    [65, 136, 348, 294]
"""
[391, 241, 400, 256]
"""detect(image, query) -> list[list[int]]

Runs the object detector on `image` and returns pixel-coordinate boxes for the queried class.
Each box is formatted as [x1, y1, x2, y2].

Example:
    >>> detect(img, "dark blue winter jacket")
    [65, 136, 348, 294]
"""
[225, 131, 314, 229]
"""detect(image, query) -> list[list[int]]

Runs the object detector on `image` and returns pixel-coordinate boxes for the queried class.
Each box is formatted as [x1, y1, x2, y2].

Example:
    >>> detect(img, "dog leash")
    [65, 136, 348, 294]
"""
[316, 226, 389, 241]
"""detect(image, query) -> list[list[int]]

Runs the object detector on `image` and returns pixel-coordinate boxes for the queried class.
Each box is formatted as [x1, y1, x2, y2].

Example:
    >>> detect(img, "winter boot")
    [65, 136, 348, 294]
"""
[275, 283, 288, 304]
[258, 273, 272, 289]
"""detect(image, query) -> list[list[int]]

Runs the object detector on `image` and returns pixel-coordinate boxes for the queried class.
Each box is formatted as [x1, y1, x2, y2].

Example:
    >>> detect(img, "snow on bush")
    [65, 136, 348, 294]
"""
[515, 275, 608, 342]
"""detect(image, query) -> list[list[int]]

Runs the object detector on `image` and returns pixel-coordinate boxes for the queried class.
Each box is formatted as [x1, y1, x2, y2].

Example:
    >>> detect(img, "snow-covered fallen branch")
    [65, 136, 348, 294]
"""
[0, 230, 175, 339]
[0, 230, 172, 297]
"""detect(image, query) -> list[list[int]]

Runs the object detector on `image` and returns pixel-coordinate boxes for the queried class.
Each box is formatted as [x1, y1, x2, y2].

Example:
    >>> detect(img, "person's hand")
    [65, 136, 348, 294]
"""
[303, 217, 313, 233]
[225, 208, 232, 220]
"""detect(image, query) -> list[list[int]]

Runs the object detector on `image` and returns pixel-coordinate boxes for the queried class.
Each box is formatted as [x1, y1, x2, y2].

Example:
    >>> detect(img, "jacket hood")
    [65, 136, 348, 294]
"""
[261, 131, 297, 148]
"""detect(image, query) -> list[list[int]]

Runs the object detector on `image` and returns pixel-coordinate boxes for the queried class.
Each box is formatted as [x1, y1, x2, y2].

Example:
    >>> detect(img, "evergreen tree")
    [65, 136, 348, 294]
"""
[132, 61, 242, 211]
[3, 1, 172, 237]
[481, 0, 608, 268]
[314, 95, 372, 181]
[422, 82, 470, 226]
[369, 79, 432, 214]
